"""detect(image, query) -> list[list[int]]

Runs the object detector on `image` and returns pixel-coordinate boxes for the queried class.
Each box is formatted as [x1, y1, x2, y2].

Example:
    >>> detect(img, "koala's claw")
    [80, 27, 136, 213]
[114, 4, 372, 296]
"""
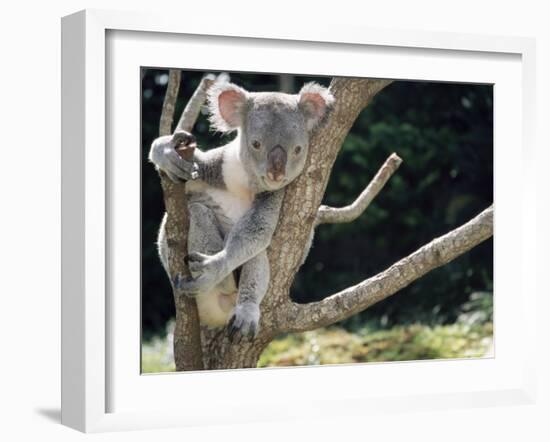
[173, 273, 205, 297]
[173, 273, 196, 297]
[179, 251, 228, 294]
[173, 260, 216, 296]
[170, 130, 196, 148]
[228, 318, 255, 343]
[227, 304, 260, 342]
[186, 251, 209, 276]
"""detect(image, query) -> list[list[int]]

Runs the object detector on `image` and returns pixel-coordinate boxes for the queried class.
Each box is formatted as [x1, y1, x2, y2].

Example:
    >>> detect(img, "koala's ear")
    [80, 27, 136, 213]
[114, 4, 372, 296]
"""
[298, 82, 335, 131]
[207, 83, 249, 132]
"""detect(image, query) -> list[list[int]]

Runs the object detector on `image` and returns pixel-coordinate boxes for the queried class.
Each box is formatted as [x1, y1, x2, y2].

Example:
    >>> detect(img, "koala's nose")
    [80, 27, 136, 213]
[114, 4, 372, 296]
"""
[267, 145, 287, 182]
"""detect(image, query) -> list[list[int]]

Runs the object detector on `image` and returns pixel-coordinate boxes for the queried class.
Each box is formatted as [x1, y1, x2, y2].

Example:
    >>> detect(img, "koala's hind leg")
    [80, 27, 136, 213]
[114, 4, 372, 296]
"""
[228, 250, 269, 340]
[187, 202, 237, 327]
[157, 208, 231, 285]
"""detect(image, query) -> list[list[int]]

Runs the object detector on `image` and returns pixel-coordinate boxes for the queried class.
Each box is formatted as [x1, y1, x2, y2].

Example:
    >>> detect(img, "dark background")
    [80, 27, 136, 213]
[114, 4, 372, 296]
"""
[141, 70, 493, 341]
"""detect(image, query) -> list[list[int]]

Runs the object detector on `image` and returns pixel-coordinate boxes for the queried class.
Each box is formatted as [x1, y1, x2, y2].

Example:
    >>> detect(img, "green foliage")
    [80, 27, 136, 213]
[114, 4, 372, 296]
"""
[141, 322, 176, 373]
[141, 341, 176, 374]
[258, 322, 493, 367]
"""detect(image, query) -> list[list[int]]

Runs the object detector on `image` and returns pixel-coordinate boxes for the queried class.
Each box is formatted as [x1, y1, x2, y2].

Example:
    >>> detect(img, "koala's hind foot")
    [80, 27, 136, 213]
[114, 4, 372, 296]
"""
[228, 302, 260, 341]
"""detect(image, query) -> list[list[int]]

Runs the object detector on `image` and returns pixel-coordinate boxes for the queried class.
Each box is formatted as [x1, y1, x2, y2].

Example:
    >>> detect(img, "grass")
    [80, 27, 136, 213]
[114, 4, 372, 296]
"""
[141, 329, 176, 373]
[142, 320, 493, 373]
[258, 322, 493, 367]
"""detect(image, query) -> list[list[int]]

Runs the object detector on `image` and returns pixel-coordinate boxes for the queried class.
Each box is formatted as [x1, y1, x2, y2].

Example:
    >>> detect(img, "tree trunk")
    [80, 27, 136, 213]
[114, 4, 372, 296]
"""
[200, 327, 272, 369]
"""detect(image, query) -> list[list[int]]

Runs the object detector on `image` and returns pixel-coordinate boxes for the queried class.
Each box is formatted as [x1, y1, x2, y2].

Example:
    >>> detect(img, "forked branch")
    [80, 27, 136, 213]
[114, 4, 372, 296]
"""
[316, 153, 403, 226]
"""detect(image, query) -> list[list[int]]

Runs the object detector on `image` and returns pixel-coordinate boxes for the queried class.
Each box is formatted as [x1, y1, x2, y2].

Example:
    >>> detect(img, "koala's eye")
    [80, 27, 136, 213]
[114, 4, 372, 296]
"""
[252, 140, 261, 150]
[294, 145, 302, 155]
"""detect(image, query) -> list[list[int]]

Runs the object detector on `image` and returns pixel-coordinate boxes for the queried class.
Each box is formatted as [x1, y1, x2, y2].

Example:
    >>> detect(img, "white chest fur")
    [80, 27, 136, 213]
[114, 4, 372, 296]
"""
[204, 141, 253, 224]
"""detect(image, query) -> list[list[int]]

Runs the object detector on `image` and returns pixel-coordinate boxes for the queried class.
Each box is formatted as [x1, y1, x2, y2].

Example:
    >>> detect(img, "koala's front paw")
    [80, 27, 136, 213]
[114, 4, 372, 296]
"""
[174, 251, 228, 296]
[150, 131, 199, 182]
[173, 273, 199, 297]
[227, 303, 260, 342]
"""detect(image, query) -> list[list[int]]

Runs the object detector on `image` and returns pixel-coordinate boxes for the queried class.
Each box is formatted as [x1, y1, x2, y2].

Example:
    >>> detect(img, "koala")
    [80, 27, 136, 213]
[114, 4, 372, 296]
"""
[149, 81, 334, 339]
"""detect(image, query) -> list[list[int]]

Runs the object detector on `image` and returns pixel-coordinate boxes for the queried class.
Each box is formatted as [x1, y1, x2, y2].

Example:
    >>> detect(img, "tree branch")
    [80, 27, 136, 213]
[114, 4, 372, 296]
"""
[316, 153, 402, 226]
[175, 73, 218, 133]
[159, 70, 181, 136]
[283, 205, 494, 333]
[158, 72, 220, 370]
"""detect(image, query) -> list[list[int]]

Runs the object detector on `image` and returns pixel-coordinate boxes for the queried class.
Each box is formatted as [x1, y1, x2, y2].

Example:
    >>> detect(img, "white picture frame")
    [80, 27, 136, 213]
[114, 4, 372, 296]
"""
[61, 9, 537, 433]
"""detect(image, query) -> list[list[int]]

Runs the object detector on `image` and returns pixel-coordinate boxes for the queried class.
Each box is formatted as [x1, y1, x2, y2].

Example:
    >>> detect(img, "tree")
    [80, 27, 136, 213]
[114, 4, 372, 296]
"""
[156, 72, 493, 370]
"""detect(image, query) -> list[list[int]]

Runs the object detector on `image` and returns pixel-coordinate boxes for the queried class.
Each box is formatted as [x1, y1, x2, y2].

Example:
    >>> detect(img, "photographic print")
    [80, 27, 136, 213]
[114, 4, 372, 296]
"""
[141, 69, 493, 373]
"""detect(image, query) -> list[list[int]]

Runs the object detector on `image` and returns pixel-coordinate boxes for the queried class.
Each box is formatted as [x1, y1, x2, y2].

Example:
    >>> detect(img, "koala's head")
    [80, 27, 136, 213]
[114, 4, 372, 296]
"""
[207, 81, 334, 192]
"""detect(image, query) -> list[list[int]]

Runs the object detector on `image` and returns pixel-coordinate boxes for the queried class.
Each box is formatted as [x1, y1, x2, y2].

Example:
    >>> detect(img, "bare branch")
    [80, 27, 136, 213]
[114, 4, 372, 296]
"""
[316, 153, 402, 226]
[159, 70, 181, 136]
[364, 79, 394, 104]
[283, 205, 494, 333]
[175, 74, 218, 133]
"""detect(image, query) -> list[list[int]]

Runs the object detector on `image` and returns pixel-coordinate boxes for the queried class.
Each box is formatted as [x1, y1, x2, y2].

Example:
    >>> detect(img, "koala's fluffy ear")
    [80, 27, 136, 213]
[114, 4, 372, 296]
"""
[207, 82, 249, 132]
[298, 82, 335, 131]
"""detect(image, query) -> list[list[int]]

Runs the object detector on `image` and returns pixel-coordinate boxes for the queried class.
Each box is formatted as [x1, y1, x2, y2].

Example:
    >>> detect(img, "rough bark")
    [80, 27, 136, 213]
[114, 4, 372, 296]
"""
[155, 75, 494, 371]
[158, 70, 205, 371]
[316, 153, 402, 226]
[159, 70, 181, 136]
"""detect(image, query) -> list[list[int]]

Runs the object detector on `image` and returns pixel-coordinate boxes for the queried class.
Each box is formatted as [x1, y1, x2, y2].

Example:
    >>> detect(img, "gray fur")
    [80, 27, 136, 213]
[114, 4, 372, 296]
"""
[186, 202, 237, 294]
[187, 191, 233, 234]
[150, 81, 334, 339]
[181, 190, 284, 296]
[196, 147, 226, 189]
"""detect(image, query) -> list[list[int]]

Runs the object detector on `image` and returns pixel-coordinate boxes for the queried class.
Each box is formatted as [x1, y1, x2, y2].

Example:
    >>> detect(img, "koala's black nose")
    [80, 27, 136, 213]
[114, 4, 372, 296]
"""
[267, 145, 287, 182]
